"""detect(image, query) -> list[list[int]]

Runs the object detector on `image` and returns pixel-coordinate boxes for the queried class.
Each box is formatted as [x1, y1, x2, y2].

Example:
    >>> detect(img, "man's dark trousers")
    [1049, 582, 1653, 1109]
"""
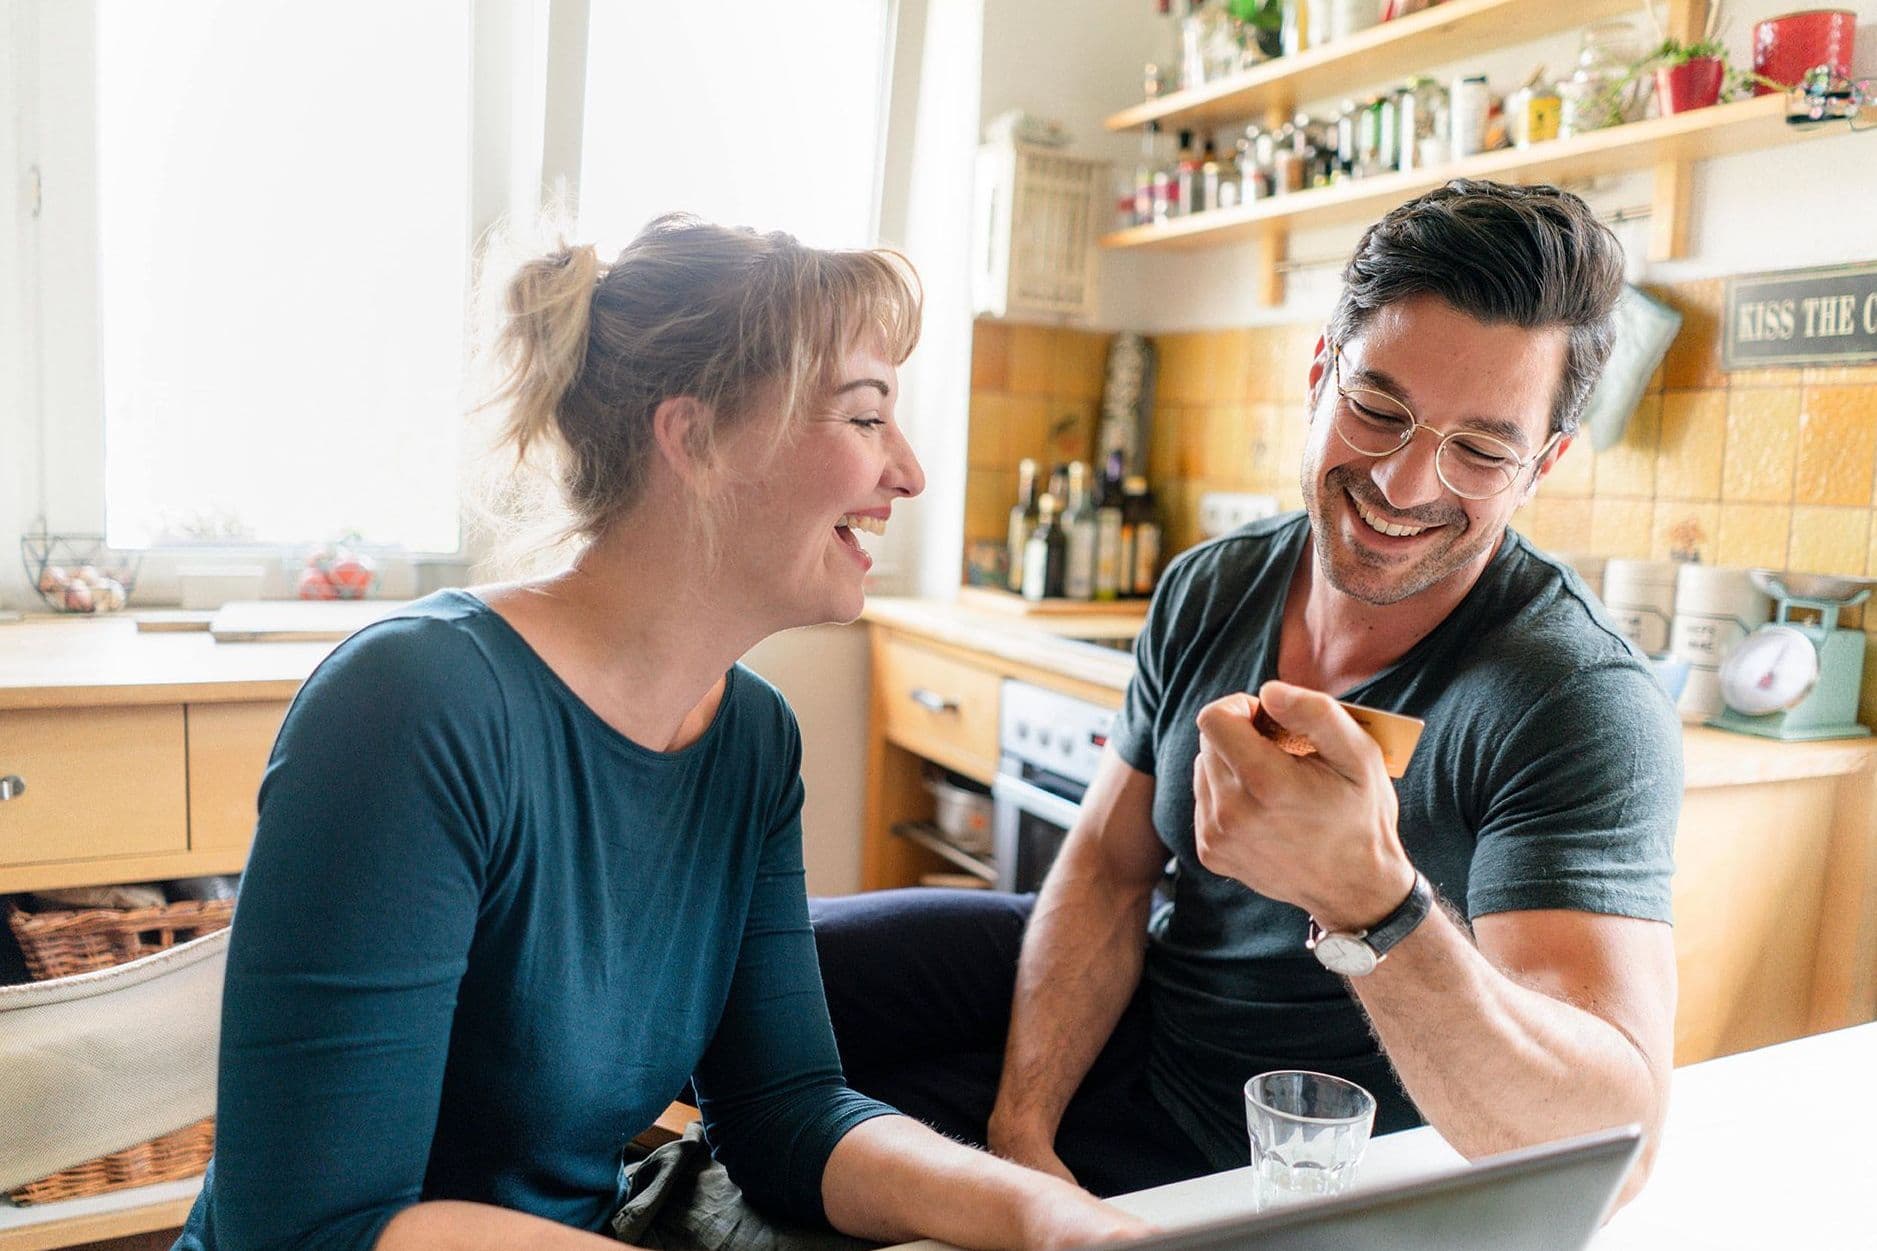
[810, 887, 1215, 1197]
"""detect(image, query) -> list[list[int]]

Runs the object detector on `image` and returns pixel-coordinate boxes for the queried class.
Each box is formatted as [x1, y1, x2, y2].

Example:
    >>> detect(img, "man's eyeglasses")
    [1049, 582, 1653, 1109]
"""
[1327, 346, 1562, 502]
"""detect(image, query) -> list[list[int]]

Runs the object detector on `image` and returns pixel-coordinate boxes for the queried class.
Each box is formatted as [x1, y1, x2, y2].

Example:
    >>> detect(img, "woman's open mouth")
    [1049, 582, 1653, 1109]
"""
[835, 513, 886, 563]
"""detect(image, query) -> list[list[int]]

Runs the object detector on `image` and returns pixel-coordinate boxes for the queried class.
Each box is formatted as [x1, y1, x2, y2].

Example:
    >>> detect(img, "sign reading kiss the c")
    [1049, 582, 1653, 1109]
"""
[1724, 261, 1877, 369]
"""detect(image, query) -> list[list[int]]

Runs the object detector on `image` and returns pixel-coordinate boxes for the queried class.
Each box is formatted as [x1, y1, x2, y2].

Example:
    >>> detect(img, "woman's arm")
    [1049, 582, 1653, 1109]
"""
[822, 1116, 1150, 1251]
[693, 741, 1153, 1251]
[377, 1201, 622, 1250]
[210, 623, 509, 1250]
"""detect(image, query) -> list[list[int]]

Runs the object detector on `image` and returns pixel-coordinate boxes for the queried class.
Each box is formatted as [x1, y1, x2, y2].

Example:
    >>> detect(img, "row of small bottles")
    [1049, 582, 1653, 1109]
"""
[1008, 453, 1162, 603]
[1122, 76, 1471, 227]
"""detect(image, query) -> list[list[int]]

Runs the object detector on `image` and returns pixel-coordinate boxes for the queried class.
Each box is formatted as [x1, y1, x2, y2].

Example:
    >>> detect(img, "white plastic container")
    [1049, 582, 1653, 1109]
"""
[1601, 559, 1680, 656]
[1669, 565, 1772, 719]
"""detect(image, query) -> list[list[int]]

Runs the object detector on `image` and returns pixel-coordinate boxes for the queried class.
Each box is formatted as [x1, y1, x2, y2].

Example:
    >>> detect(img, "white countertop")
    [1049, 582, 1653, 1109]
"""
[893, 1022, 1877, 1251]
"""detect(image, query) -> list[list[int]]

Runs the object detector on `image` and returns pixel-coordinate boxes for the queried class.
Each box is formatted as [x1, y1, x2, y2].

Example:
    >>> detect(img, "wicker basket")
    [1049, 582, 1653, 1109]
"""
[7, 898, 234, 981]
[4, 897, 233, 1203]
[7, 1118, 217, 1206]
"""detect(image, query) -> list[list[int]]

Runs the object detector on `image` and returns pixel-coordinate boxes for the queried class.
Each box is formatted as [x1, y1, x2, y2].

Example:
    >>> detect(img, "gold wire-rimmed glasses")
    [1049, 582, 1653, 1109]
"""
[1328, 346, 1563, 501]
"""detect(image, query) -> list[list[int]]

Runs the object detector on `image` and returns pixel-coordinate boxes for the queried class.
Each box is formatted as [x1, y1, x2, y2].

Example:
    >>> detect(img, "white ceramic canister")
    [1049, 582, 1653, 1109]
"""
[1668, 564, 1773, 719]
[1600, 558, 1680, 655]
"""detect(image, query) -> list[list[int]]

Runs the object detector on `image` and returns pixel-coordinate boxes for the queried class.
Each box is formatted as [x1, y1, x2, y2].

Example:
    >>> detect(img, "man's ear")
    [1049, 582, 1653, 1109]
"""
[1305, 333, 1331, 415]
[651, 396, 716, 491]
[1518, 433, 1574, 505]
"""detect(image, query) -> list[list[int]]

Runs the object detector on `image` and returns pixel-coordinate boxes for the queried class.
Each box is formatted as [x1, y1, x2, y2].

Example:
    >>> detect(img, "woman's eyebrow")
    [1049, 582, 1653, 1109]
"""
[834, 378, 891, 398]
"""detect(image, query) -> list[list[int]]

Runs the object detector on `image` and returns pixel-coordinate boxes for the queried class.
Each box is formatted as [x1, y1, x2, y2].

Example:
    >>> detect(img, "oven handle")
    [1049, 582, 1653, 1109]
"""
[991, 772, 1084, 832]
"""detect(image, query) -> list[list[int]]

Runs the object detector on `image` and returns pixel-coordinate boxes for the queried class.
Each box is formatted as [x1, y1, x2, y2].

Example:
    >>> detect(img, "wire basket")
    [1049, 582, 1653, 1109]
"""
[19, 532, 141, 614]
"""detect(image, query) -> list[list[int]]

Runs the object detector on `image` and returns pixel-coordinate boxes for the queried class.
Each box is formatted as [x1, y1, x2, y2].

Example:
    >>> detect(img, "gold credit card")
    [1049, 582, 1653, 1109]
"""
[1251, 700, 1425, 779]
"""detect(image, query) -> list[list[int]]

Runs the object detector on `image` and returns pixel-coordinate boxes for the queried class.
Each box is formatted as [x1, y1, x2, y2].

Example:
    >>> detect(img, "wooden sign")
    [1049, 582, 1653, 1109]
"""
[1724, 262, 1877, 369]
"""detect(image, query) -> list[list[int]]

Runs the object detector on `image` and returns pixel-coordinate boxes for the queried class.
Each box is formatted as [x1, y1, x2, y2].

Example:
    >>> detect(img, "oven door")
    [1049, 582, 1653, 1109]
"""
[990, 762, 1085, 894]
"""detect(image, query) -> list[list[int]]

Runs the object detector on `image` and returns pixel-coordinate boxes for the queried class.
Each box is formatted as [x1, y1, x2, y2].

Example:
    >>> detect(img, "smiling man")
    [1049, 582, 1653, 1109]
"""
[814, 179, 1681, 1205]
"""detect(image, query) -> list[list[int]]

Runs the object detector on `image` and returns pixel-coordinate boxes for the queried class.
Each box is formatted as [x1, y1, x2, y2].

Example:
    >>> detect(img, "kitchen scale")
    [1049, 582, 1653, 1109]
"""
[1709, 571, 1874, 741]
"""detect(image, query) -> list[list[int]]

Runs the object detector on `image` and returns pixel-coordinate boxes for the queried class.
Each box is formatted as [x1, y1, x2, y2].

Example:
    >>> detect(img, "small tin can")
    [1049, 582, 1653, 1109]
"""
[1450, 74, 1490, 161]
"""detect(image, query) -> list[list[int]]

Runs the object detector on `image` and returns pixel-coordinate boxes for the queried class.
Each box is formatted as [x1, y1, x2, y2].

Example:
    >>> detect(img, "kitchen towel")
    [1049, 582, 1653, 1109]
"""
[613, 1122, 878, 1251]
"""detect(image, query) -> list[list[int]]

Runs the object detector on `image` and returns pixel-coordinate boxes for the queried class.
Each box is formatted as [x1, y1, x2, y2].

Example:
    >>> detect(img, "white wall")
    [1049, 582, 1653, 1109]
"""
[986, 0, 1877, 335]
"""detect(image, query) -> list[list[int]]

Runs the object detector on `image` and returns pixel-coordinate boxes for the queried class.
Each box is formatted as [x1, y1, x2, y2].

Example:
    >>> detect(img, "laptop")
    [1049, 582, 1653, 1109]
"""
[1114, 1125, 1641, 1251]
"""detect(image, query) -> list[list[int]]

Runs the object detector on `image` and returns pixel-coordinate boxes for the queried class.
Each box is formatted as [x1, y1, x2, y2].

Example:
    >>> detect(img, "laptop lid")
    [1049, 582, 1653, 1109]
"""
[1116, 1125, 1642, 1251]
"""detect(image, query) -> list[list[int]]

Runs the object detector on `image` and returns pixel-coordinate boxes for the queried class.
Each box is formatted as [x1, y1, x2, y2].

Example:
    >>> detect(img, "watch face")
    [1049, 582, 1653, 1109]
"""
[1314, 933, 1378, 977]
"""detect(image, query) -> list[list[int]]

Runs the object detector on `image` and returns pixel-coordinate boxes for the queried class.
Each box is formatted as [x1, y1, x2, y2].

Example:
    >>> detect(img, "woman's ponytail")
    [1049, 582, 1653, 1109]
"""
[491, 243, 600, 462]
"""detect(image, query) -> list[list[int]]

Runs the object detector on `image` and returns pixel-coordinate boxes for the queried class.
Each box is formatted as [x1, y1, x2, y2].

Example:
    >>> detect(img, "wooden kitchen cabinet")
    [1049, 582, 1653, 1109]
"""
[0, 619, 329, 894]
[0, 706, 189, 872]
[874, 633, 1003, 784]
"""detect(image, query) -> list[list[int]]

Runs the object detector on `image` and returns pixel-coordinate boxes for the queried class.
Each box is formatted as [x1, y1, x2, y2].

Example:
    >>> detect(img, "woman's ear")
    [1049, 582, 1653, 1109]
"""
[651, 396, 717, 492]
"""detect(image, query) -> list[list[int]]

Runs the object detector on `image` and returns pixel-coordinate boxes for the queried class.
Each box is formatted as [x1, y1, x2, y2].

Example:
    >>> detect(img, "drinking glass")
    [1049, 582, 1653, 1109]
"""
[1244, 1070, 1376, 1210]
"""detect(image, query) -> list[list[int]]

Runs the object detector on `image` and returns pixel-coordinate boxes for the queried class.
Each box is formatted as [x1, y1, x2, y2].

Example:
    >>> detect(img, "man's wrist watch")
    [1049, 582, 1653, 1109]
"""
[1306, 870, 1434, 977]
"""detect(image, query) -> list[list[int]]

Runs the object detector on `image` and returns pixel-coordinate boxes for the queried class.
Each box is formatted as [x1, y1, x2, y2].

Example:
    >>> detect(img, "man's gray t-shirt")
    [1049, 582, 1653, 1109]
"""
[1109, 512, 1681, 1169]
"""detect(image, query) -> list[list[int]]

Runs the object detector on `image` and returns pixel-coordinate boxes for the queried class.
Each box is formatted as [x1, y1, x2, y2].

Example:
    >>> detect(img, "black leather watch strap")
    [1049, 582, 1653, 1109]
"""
[1362, 869, 1434, 959]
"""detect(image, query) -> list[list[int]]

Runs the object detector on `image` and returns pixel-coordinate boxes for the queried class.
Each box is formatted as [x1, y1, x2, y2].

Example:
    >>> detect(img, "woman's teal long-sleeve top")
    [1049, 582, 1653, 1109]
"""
[174, 591, 893, 1250]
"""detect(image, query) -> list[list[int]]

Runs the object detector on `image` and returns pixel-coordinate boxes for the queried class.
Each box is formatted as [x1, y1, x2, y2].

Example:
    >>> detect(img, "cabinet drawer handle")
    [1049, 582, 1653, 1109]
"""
[908, 687, 960, 715]
[0, 775, 23, 802]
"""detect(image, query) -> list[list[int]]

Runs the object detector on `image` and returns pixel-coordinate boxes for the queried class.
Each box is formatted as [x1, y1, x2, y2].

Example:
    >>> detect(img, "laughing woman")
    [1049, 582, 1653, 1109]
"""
[173, 216, 1147, 1251]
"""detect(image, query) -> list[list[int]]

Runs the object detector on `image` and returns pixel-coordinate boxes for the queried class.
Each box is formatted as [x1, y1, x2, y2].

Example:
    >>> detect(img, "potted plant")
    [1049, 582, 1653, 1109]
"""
[1227, 0, 1284, 65]
[1636, 1, 1783, 114]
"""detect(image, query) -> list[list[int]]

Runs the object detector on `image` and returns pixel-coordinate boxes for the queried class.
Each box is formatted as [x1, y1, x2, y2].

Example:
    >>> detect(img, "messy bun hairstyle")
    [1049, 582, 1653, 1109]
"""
[484, 214, 922, 552]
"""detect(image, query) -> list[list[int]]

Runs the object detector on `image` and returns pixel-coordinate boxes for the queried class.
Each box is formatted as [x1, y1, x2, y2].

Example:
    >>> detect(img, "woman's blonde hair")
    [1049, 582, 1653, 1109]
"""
[478, 213, 922, 563]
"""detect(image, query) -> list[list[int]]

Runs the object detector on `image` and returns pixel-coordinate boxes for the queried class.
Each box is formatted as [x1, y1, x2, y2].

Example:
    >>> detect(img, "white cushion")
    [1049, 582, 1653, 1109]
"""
[0, 927, 227, 1193]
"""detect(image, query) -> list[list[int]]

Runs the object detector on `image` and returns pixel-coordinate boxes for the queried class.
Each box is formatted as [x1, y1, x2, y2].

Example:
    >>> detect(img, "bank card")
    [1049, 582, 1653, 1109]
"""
[1251, 700, 1425, 779]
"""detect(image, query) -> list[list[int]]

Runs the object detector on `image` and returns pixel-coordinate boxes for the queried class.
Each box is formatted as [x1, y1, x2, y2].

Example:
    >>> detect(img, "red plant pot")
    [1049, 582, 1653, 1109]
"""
[1753, 9, 1857, 96]
[1656, 58, 1725, 114]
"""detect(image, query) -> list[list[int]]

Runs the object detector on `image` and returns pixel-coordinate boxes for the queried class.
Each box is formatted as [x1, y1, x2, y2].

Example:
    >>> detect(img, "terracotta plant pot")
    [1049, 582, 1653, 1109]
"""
[1656, 58, 1725, 114]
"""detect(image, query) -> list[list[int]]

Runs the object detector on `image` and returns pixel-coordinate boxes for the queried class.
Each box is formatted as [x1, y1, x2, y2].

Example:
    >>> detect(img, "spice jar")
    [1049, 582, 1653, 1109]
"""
[1558, 20, 1646, 137]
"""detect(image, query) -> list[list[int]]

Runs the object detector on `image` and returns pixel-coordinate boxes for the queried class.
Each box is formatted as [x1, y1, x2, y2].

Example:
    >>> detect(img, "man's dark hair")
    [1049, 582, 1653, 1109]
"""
[1326, 179, 1625, 437]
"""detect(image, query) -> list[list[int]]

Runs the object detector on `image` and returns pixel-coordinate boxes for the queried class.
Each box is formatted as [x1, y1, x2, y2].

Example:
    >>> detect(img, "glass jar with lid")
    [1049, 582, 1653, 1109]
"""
[1559, 19, 1647, 137]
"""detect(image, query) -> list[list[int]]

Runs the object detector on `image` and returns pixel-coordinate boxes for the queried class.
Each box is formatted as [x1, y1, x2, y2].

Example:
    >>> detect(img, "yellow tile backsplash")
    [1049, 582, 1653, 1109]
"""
[1656, 390, 1728, 501]
[1721, 387, 1799, 502]
[1715, 503, 1792, 570]
[1795, 385, 1877, 507]
[1789, 506, 1872, 577]
[963, 280, 1877, 591]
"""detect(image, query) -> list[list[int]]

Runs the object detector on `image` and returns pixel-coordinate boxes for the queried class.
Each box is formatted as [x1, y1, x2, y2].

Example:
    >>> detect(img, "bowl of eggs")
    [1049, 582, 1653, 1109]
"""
[21, 533, 140, 614]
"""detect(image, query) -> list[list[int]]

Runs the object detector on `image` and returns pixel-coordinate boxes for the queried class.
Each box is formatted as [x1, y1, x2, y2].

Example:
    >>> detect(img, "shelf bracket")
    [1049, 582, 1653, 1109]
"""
[1648, 0, 1709, 262]
[1256, 104, 1291, 306]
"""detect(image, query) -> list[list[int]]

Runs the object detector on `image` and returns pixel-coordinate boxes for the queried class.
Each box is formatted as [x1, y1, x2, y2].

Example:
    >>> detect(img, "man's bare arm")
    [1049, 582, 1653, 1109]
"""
[1351, 908, 1675, 1207]
[986, 751, 1168, 1181]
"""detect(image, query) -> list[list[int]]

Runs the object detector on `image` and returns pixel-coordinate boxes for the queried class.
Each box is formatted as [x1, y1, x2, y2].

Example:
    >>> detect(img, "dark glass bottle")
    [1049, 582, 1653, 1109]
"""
[1021, 494, 1067, 602]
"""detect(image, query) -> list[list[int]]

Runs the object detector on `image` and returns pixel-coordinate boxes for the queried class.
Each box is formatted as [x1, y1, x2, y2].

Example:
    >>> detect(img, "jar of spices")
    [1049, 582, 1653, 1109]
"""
[1271, 124, 1305, 194]
[1396, 75, 1445, 172]
[1506, 76, 1563, 147]
[1559, 20, 1646, 137]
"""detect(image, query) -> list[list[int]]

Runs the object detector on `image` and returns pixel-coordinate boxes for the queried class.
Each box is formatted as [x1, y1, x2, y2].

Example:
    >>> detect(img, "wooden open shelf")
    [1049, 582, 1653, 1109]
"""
[1100, 94, 1823, 252]
[1104, 0, 1645, 134]
[1096, 0, 1822, 306]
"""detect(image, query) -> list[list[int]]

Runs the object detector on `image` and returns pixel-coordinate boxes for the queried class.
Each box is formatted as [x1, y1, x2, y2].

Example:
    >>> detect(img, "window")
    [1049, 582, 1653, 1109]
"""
[17, 0, 899, 567]
[95, 0, 473, 552]
[578, 0, 891, 252]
